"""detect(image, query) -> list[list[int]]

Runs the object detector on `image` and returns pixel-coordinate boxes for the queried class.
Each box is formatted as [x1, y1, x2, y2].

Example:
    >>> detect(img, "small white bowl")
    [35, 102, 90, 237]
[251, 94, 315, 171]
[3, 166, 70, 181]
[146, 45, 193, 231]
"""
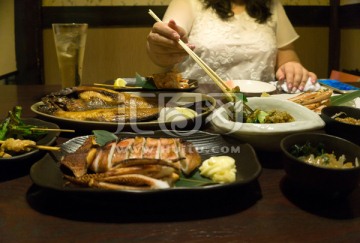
[226, 80, 276, 96]
[209, 97, 325, 151]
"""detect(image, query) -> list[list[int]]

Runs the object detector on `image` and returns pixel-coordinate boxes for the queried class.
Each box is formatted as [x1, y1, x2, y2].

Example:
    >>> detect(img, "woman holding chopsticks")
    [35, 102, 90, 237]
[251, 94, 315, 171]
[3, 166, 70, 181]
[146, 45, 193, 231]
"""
[146, 0, 317, 93]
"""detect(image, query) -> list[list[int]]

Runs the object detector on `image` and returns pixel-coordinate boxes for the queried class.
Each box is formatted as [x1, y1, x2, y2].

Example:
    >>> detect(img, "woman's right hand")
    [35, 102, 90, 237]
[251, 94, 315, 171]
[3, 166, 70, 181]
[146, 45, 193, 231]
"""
[146, 19, 194, 67]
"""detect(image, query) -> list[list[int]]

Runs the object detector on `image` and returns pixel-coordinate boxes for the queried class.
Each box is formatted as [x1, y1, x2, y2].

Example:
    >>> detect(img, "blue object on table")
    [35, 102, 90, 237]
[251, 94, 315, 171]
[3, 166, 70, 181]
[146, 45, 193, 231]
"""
[318, 79, 360, 92]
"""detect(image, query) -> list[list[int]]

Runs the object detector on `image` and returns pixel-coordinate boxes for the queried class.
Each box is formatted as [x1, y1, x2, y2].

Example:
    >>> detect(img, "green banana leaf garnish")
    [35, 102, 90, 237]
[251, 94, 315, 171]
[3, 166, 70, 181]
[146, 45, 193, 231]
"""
[176, 171, 216, 187]
[92, 130, 118, 146]
[330, 90, 360, 106]
[134, 73, 156, 89]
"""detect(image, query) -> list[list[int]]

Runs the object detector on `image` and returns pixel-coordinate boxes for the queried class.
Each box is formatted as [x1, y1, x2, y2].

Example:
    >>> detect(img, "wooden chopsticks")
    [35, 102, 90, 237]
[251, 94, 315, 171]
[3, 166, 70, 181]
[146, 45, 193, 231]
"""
[148, 9, 235, 102]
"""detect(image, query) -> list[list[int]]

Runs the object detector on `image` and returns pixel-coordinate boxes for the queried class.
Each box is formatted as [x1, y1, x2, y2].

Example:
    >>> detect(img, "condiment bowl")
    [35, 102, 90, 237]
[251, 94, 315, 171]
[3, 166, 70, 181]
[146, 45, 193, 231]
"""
[280, 133, 360, 196]
[209, 97, 325, 151]
[321, 106, 360, 145]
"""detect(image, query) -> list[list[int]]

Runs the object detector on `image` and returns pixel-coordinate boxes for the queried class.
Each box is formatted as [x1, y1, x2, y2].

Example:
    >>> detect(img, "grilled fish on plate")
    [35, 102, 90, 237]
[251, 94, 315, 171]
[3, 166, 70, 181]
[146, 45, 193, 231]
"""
[37, 86, 160, 122]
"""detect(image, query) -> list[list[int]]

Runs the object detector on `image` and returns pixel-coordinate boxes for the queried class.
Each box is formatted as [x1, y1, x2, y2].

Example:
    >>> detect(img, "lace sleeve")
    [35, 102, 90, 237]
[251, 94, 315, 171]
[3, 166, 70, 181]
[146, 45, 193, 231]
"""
[162, 0, 199, 35]
[273, 0, 299, 48]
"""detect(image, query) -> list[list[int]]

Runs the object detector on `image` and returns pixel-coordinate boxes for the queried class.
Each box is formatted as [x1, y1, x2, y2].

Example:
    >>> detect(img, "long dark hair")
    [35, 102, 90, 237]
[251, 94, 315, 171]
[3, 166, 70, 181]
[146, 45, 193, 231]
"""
[202, 0, 272, 23]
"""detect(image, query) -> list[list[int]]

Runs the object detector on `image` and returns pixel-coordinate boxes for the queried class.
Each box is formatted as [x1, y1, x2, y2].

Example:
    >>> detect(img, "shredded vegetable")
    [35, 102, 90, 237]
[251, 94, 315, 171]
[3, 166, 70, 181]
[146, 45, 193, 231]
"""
[290, 142, 359, 169]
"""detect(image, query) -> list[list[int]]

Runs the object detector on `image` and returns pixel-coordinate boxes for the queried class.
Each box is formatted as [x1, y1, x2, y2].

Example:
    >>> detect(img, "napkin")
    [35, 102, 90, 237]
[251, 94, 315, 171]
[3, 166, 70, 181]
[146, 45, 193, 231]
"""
[271, 78, 321, 94]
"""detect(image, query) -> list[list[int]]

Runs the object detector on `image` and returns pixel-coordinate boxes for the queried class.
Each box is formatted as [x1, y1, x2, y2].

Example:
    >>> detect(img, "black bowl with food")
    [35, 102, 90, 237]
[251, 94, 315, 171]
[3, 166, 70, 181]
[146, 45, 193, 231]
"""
[280, 133, 360, 196]
[321, 106, 360, 145]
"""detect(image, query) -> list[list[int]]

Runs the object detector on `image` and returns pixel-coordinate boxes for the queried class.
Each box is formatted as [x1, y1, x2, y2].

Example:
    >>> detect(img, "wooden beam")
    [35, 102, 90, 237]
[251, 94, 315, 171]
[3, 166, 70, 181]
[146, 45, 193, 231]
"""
[14, 0, 43, 84]
[339, 4, 360, 29]
[14, 4, 360, 84]
[41, 6, 167, 28]
[40, 5, 336, 28]
[328, 0, 340, 75]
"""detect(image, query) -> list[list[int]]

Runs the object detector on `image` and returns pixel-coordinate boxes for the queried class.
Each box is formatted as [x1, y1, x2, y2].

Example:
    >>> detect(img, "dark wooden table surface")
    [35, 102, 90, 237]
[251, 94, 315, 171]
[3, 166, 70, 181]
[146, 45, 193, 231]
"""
[0, 84, 359, 243]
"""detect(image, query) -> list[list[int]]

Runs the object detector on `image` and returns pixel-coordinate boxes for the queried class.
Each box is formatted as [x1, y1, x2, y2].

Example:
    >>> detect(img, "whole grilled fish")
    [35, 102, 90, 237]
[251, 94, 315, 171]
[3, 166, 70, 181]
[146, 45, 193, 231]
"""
[38, 86, 159, 122]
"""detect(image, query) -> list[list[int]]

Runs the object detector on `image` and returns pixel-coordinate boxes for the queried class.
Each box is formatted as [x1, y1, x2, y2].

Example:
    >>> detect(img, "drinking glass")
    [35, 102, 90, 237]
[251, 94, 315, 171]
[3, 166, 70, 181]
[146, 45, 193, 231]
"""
[52, 23, 88, 88]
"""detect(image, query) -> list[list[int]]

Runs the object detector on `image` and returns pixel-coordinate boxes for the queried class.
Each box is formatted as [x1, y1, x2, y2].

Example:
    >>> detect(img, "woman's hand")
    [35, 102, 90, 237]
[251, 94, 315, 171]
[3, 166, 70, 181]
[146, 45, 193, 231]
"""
[276, 44, 317, 92]
[146, 19, 194, 67]
[276, 61, 317, 92]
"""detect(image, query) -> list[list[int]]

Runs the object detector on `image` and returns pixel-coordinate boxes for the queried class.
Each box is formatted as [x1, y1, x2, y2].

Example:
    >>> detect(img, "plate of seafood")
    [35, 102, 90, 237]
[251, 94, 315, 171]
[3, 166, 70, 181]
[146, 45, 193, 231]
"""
[30, 86, 216, 132]
[98, 77, 199, 92]
[30, 130, 262, 195]
[271, 88, 360, 113]
[97, 70, 199, 91]
[270, 89, 333, 113]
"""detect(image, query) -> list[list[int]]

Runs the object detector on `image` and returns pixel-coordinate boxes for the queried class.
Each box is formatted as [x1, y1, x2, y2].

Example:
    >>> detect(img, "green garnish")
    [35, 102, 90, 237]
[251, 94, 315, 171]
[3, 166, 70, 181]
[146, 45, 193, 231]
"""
[290, 141, 325, 157]
[257, 110, 268, 123]
[330, 90, 360, 106]
[0, 106, 47, 141]
[92, 130, 118, 146]
[175, 170, 215, 187]
[245, 109, 269, 123]
[135, 73, 156, 89]
[0, 117, 10, 140]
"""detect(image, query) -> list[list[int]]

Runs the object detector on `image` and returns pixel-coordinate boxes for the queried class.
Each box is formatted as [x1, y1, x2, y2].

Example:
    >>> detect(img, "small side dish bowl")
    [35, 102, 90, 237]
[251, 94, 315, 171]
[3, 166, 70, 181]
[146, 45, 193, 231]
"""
[225, 80, 276, 96]
[280, 133, 360, 196]
[321, 106, 360, 145]
[210, 97, 325, 151]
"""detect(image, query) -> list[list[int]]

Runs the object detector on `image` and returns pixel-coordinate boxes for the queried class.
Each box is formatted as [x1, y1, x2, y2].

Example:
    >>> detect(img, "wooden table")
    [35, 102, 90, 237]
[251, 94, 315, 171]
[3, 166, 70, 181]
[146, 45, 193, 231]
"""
[1, 84, 359, 243]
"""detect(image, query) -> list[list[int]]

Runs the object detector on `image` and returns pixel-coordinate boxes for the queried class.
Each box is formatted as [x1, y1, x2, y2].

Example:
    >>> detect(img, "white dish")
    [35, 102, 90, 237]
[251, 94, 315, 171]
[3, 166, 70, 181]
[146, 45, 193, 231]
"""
[227, 80, 276, 95]
[209, 97, 325, 151]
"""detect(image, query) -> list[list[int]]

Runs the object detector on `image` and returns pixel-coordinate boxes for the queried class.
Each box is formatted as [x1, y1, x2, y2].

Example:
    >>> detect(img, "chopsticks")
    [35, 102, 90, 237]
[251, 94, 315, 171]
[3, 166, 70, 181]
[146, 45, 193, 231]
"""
[148, 9, 235, 102]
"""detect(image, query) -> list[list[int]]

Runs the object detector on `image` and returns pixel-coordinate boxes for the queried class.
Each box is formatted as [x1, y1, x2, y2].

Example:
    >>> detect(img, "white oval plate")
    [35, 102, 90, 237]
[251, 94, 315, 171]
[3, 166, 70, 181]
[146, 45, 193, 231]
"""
[227, 80, 276, 94]
[209, 97, 325, 151]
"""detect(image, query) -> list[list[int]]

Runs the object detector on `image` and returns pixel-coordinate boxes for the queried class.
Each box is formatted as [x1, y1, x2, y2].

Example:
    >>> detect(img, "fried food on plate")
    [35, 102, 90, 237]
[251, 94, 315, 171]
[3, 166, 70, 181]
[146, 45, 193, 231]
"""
[288, 89, 333, 113]
[151, 70, 190, 89]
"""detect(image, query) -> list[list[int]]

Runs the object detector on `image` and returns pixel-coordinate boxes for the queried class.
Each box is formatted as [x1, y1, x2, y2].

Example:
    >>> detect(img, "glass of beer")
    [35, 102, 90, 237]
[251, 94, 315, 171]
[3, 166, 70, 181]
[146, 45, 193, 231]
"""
[52, 23, 88, 88]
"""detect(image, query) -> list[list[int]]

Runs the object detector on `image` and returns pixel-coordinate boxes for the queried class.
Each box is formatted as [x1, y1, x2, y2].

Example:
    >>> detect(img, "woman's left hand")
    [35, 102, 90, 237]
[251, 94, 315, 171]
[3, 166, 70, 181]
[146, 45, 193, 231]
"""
[276, 61, 317, 93]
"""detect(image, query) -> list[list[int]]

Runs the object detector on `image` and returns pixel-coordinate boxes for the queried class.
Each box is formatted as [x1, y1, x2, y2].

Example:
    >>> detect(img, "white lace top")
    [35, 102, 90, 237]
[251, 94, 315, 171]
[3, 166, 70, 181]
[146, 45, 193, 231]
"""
[163, 0, 299, 83]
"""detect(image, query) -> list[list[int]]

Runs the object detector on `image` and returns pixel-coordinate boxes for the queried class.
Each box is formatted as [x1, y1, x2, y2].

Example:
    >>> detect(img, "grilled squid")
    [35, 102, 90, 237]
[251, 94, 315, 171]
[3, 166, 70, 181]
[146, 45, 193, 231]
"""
[61, 136, 202, 190]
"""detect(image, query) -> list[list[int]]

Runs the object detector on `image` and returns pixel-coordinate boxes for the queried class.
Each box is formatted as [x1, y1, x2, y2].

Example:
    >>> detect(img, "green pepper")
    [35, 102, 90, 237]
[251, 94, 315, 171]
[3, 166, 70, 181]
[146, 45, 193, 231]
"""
[9, 124, 47, 140]
[13, 106, 23, 122]
[0, 117, 10, 140]
[256, 110, 268, 124]
[0, 106, 47, 141]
